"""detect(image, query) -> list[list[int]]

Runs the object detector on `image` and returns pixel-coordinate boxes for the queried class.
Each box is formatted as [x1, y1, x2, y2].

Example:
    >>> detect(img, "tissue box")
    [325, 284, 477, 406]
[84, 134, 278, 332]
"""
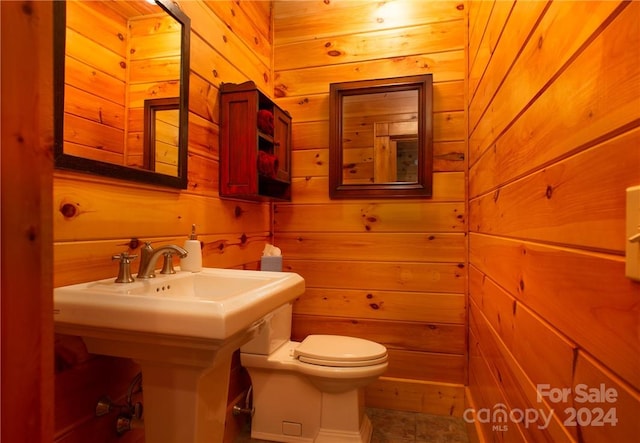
[261, 256, 283, 272]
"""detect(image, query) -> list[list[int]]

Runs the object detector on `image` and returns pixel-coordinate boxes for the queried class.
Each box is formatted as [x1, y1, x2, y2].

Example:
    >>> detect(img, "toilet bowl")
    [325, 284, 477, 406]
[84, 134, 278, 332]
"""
[240, 303, 388, 443]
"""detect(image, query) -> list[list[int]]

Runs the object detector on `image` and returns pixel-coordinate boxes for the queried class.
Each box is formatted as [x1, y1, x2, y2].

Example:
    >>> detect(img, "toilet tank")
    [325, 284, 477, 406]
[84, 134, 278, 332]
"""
[241, 302, 292, 355]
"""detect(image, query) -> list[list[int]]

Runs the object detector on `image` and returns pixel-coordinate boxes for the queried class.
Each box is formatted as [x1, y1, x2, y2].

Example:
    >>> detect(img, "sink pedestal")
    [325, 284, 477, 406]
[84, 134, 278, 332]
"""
[139, 355, 232, 443]
[76, 324, 263, 443]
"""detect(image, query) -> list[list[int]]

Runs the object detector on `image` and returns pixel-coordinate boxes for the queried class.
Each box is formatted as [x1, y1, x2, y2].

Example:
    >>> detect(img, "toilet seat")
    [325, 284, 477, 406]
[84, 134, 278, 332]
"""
[295, 334, 388, 367]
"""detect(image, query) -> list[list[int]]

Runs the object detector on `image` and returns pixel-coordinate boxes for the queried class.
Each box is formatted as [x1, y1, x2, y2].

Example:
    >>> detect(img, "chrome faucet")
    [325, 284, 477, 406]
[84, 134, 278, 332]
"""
[137, 242, 188, 279]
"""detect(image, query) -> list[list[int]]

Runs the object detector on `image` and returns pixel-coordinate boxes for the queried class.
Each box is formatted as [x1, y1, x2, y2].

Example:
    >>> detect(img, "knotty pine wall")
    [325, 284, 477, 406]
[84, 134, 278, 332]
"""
[272, 0, 468, 416]
[54, 1, 273, 442]
[467, 1, 639, 442]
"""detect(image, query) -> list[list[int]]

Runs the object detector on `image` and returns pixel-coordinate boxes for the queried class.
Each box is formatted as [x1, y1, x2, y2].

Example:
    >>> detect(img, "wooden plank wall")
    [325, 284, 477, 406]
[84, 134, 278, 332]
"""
[53, 1, 274, 442]
[467, 1, 640, 442]
[272, 0, 468, 416]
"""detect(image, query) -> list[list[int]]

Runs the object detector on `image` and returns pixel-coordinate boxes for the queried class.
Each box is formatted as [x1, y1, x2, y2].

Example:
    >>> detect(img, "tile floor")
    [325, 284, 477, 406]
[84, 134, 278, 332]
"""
[235, 407, 469, 443]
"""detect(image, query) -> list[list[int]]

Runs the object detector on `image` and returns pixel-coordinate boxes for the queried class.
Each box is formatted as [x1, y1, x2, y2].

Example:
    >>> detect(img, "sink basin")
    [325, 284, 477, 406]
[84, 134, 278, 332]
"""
[54, 267, 305, 443]
[54, 267, 304, 341]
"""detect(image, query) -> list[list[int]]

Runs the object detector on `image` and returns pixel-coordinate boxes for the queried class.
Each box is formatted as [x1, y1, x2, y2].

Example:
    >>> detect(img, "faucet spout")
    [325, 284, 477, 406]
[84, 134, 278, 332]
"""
[137, 244, 188, 279]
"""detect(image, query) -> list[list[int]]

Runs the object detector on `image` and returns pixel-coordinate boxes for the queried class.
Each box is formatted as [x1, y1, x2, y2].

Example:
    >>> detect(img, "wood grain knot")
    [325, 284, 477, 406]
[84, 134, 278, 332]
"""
[60, 202, 78, 219]
[545, 185, 553, 199]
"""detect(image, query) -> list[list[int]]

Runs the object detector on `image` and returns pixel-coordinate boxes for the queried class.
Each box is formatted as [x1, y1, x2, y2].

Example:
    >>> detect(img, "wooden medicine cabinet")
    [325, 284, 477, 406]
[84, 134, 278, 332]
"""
[219, 81, 292, 201]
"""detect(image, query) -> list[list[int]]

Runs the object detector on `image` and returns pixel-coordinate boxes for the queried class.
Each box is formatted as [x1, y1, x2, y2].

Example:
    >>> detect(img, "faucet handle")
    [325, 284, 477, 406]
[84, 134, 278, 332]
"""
[160, 252, 177, 275]
[112, 252, 138, 283]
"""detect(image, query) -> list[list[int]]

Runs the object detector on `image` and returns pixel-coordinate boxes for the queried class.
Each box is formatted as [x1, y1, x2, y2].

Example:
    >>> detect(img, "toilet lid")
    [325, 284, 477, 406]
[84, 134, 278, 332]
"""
[294, 335, 388, 367]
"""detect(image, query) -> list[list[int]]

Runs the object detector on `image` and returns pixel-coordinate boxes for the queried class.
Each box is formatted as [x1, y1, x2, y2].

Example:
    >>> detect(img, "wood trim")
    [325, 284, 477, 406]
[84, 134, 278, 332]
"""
[464, 387, 484, 443]
[1, 1, 54, 442]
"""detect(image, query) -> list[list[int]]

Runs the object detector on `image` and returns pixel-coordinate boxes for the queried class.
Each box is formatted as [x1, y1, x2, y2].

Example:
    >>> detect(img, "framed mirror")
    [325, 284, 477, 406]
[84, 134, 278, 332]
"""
[329, 74, 433, 198]
[53, 0, 190, 189]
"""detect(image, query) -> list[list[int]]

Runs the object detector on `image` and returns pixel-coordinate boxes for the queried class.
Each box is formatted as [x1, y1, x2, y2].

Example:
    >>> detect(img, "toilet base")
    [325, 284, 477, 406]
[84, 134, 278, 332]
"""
[246, 371, 374, 443]
[313, 386, 372, 443]
[251, 430, 314, 443]
[315, 413, 372, 443]
[250, 411, 372, 443]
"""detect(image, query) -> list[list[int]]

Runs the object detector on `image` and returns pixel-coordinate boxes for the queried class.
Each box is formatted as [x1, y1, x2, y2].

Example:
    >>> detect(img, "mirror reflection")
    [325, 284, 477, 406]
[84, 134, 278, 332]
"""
[144, 98, 180, 176]
[329, 74, 433, 199]
[54, 0, 190, 188]
[341, 89, 418, 184]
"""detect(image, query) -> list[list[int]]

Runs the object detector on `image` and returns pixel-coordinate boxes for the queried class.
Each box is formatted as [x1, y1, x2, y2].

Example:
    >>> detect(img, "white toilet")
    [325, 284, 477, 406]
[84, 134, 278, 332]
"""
[240, 303, 388, 443]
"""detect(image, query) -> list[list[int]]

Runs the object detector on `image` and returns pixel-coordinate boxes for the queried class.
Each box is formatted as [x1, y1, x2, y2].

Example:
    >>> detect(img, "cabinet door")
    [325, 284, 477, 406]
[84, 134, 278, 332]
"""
[272, 107, 291, 182]
[220, 90, 258, 195]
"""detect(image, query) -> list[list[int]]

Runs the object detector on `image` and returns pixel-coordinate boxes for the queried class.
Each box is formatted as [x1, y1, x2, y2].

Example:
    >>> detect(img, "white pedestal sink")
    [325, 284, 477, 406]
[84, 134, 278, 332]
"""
[54, 268, 305, 443]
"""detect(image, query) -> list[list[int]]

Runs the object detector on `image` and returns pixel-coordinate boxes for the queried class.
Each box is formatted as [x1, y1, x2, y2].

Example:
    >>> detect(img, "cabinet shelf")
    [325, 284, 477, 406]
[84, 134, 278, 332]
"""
[219, 81, 292, 202]
[258, 131, 274, 143]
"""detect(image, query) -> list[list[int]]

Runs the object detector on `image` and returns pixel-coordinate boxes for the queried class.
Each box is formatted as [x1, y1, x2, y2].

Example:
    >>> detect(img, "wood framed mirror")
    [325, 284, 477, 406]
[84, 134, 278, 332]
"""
[53, 0, 190, 189]
[329, 74, 433, 199]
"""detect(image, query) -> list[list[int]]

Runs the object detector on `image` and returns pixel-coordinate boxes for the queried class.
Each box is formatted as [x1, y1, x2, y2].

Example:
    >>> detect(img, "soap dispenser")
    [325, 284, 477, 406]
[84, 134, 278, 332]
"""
[180, 224, 202, 272]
